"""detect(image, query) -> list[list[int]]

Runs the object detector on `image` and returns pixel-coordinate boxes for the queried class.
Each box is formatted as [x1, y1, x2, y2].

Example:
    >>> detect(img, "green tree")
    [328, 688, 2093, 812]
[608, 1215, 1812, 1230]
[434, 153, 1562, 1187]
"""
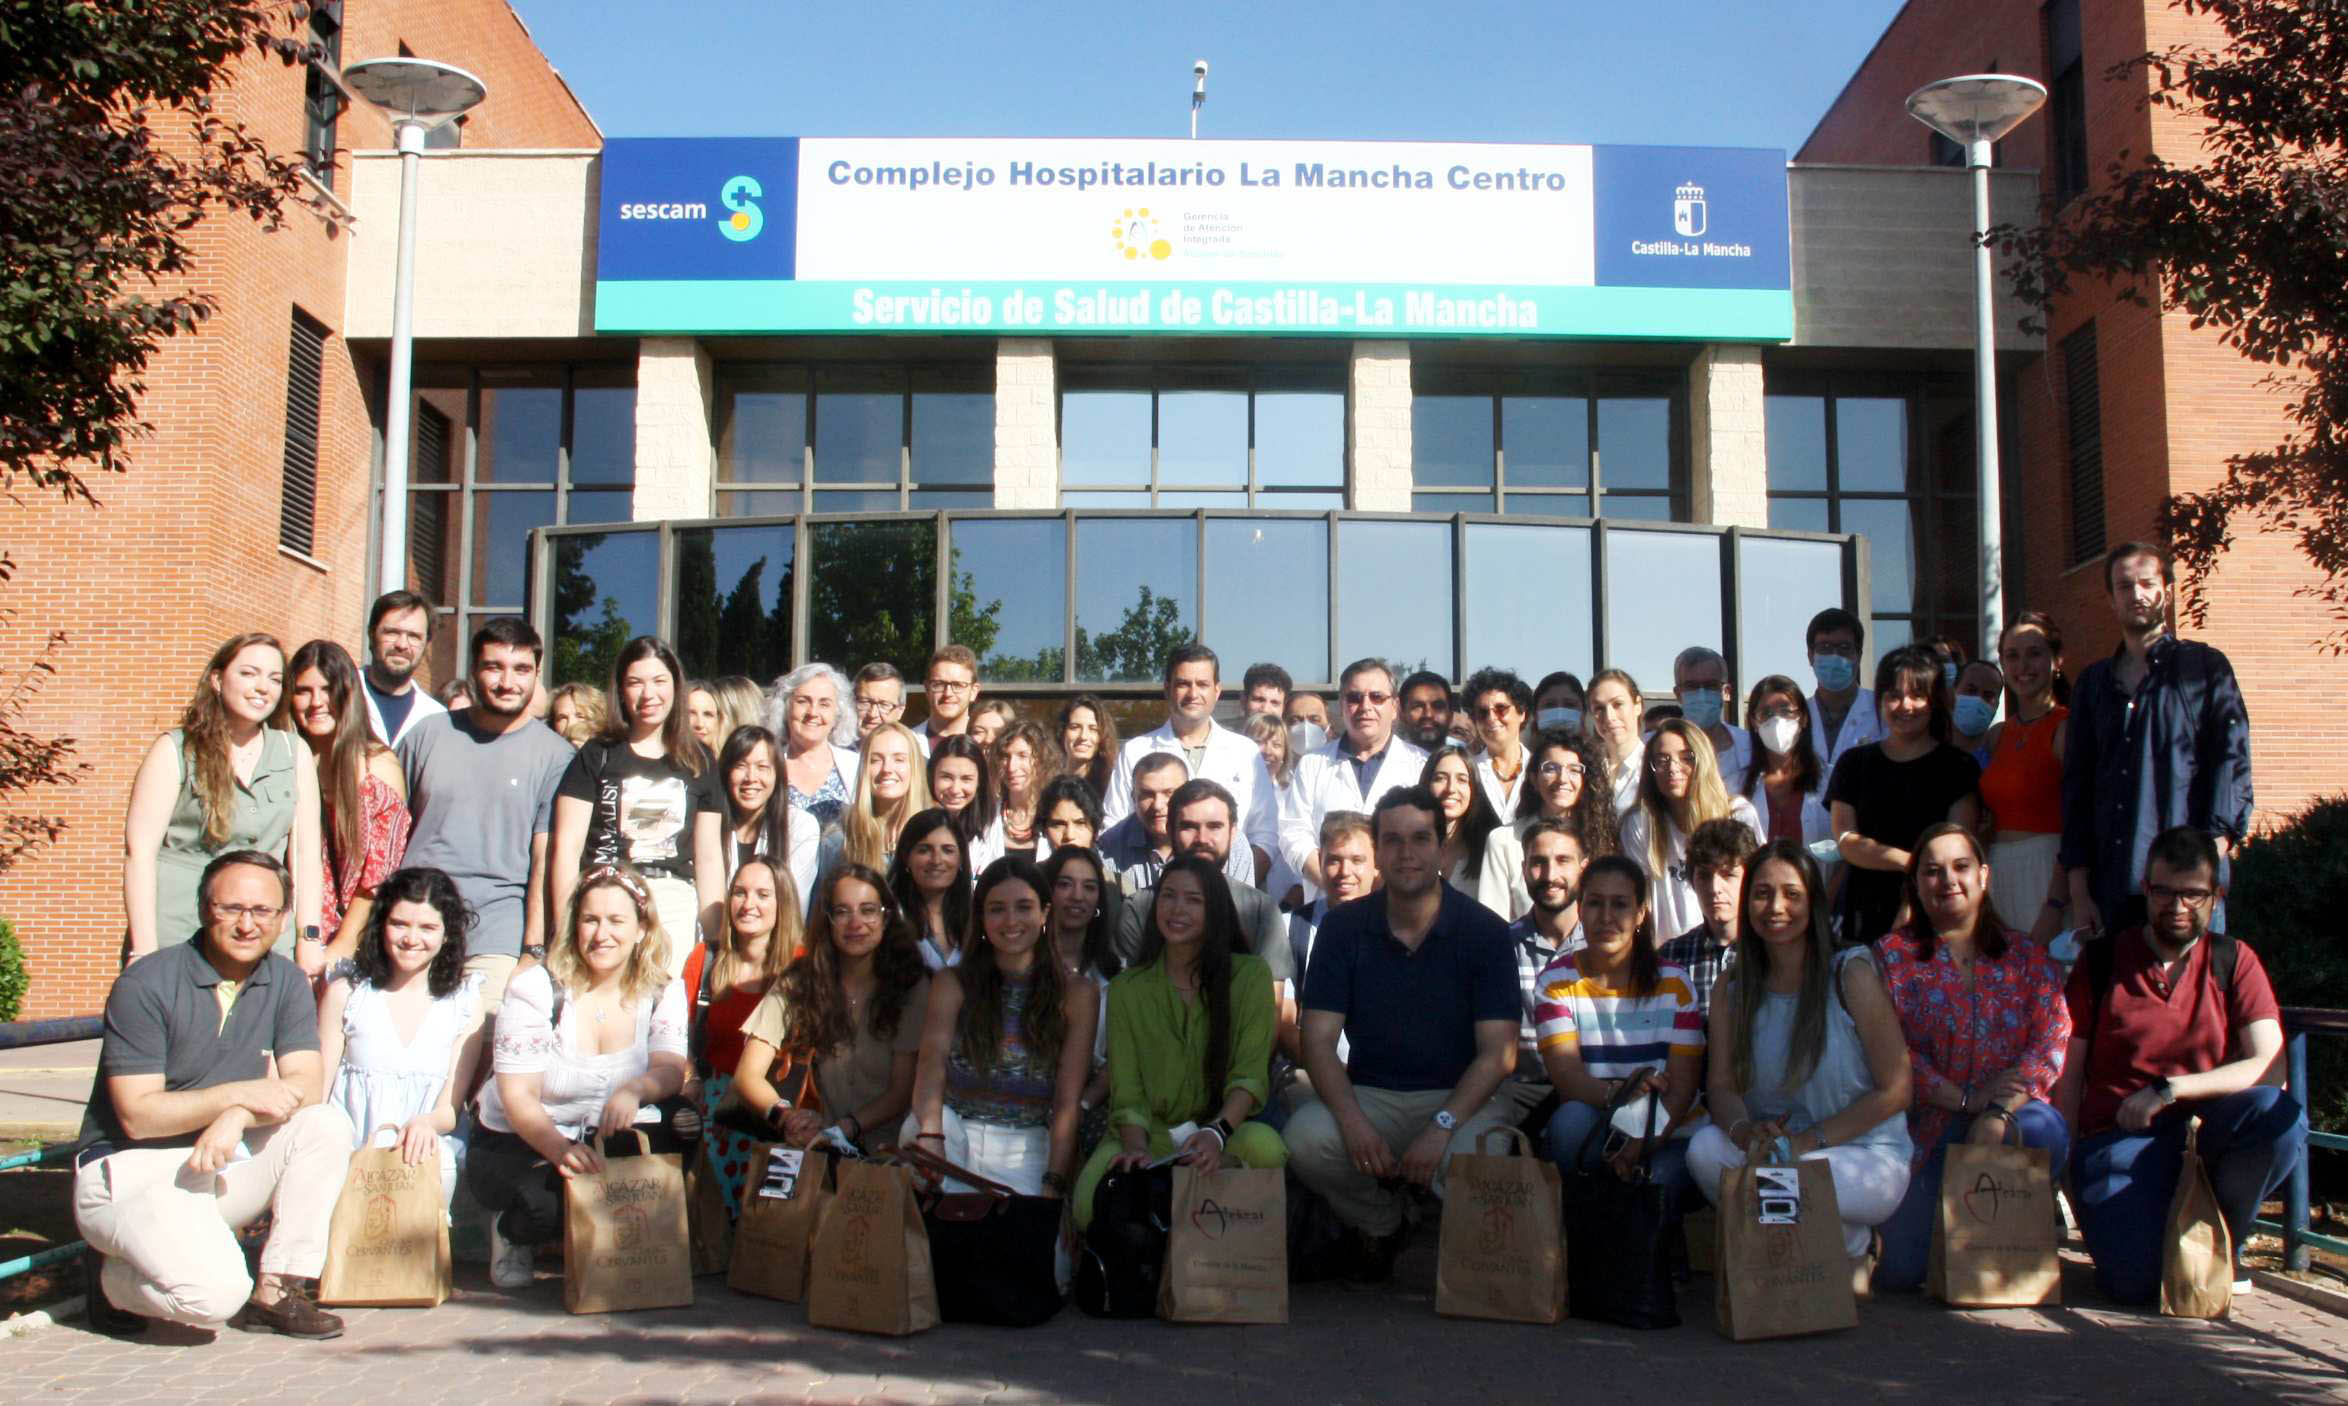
[549, 534, 632, 688]
[1076, 584, 1196, 682]
[1995, 0, 2348, 641]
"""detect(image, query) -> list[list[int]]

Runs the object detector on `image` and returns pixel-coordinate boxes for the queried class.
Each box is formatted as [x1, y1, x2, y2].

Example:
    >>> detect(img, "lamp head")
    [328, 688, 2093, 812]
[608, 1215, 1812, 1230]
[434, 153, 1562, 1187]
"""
[1193, 59, 1209, 100]
[1904, 74, 2048, 150]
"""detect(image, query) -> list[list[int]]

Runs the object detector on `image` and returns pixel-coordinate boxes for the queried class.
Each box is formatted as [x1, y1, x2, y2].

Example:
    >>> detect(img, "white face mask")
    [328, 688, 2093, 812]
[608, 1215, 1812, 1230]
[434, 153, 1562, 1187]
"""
[1756, 715, 1803, 756]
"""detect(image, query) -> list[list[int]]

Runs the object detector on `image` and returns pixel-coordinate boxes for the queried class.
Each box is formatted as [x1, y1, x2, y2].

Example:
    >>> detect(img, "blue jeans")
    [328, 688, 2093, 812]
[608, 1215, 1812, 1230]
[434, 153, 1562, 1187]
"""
[1875, 1100, 2071, 1292]
[1545, 1100, 1691, 1205]
[2071, 1085, 2308, 1305]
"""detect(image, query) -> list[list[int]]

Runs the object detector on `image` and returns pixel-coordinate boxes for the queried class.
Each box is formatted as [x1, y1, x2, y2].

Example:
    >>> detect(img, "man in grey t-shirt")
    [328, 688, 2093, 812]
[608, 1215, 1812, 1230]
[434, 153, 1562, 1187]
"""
[396, 618, 572, 1007]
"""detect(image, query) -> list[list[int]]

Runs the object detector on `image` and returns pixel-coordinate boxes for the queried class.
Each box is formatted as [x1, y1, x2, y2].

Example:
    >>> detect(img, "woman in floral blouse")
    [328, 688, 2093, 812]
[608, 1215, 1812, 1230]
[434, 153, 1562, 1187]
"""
[1870, 821, 2072, 1292]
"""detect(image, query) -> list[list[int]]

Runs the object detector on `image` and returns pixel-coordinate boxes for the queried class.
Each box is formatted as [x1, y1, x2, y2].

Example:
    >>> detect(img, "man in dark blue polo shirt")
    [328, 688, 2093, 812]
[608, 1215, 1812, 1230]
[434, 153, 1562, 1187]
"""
[1283, 786, 1529, 1280]
[73, 851, 354, 1338]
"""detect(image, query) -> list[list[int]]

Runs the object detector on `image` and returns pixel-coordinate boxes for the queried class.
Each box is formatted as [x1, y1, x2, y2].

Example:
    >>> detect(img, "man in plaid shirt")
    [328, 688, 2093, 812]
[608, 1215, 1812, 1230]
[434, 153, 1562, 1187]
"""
[1503, 819, 1588, 1081]
[1655, 818, 1759, 1018]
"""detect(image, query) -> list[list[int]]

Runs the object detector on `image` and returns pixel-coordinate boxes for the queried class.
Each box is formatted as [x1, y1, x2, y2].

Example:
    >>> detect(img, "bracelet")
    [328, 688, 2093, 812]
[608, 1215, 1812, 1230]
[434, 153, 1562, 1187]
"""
[1979, 1105, 2014, 1124]
[1200, 1122, 1229, 1149]
[764, 1100, 792, 1129]
[1040, 1170, 1070, 1193]
[1209, 1117, 1235, 1144]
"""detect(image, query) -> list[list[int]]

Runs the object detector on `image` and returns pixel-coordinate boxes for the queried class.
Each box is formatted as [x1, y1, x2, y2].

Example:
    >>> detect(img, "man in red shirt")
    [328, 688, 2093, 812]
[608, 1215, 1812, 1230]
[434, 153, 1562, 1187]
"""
[2055, 826, 2307, 1304]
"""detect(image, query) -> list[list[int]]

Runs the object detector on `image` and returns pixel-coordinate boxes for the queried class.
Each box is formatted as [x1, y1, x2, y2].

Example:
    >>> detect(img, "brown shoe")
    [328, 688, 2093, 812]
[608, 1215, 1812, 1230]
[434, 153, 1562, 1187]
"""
[229, 1279, 344, 1340]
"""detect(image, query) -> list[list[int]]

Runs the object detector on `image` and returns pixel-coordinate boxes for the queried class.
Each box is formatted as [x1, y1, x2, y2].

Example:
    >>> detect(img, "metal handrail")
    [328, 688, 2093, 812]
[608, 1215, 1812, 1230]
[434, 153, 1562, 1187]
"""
[2265, 1007, 2348, 1275]
[0, 1014, 99, 1284]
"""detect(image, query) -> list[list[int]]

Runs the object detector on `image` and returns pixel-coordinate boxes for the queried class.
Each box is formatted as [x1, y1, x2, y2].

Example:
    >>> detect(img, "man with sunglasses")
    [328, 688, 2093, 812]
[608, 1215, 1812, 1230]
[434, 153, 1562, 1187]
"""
[1279, 657, 1430, 901]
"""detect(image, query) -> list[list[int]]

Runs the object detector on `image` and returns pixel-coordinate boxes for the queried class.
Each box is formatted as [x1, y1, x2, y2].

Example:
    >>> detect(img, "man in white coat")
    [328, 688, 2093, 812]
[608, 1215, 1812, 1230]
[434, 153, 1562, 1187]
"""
[1280, 657, 1429, 894]
[1101, 643, 1278, 884]
[1802, 607, 1881, 783]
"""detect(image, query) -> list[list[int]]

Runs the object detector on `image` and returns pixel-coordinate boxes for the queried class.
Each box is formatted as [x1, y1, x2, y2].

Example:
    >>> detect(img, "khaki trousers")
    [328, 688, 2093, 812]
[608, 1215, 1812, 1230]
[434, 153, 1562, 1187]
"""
[1282, 1080, 1546, 1236]
[73, 1102, 355, 1328]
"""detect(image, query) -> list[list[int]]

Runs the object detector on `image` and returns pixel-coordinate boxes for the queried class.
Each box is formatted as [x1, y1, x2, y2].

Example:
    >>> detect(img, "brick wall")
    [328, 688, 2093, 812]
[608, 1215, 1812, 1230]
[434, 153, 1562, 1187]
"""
[0, 1, 598, 1018]
[1799, 0, 2344, 832]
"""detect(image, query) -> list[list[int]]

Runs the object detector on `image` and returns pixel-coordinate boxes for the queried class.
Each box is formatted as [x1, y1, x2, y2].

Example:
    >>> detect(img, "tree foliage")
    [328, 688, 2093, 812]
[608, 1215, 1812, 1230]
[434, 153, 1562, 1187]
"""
[1994, 0, 2348, 642]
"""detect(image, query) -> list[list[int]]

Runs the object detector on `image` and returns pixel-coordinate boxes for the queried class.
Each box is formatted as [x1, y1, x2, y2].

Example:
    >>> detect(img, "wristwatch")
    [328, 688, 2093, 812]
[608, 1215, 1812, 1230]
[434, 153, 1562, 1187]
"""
[765, 1100, 793, 1129]
[298, 925, 323, 946]
[1431, 1109, 1459, 1133]
[521, 944, 547, 960]
[2153, 1077, 2178, 1108]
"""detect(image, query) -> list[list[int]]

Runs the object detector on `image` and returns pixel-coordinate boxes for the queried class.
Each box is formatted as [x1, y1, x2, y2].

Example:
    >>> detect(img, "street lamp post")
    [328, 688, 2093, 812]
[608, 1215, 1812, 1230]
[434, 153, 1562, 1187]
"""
[342, 58, 489, 598]
[1905, 74, 2047, 654]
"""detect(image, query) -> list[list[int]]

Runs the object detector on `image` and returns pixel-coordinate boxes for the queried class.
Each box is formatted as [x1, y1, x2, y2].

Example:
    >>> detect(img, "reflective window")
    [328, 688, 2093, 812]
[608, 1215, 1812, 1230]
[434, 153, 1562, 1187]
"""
[1157, 389, 1248, 488]
[951, 518, 1068, 682]
[1059, 371, 1346, 504]
[564, 488, 635, 526]
[1597, 395, 1672, 495]
[1835, 397, 1910, 493]
[1605, 528, 1722, 697]
[1464, 523, 1592, 682]
[1503, 396, 1588, 488]
[1075, 518, 1196, 683]
[1255, 391, 1345, 489]
[1411, 395, 1491, 489]
[1414, 491, 1493, 515]
[714, 363, 995, 512]
[1337, 519, 1452, 678]
[1737, 535, 1846, 700]
[814, 383, 903, 483]
[1842, 498, 1917, 618]
[1764, 395, 1828, 492]
[716, 376, 806, 484]
[569, 376, 638, 486]
[1204, 518, 1329, 688]
[1059, 389, 1153, 488]
[1413, 373, 1679, 517]
[912, 388, 993, 486]
[1768, 496, 1830, 534]
[673, 525, 793, 683]
[471, 492, 555, 606]
[476, 384, 560, 483]
[809, 519, 936, 684]
[551, 531, 661, 687]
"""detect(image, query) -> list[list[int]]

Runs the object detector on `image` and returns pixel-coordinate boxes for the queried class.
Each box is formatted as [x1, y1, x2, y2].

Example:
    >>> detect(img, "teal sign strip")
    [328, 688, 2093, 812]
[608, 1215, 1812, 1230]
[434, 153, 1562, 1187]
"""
[593, 279, 1793, 342]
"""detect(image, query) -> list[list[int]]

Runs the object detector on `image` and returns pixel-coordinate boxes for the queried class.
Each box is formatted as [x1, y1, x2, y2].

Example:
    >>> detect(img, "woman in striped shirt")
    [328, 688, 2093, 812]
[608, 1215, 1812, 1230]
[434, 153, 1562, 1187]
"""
[1531, 855, 1704, 1190]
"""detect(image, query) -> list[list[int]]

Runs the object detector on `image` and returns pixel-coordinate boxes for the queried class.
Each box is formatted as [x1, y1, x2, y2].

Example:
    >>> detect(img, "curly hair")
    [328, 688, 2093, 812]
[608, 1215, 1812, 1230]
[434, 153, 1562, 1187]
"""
[351, 867, 474, 1000]
[1516, 727, 1621, 860]
[772, 863, 926, 1057]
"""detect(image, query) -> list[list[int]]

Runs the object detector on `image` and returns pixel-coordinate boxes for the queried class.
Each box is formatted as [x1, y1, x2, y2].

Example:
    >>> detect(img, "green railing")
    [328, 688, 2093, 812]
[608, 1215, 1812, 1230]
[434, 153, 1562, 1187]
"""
[2260, 1008, 2348, 1274]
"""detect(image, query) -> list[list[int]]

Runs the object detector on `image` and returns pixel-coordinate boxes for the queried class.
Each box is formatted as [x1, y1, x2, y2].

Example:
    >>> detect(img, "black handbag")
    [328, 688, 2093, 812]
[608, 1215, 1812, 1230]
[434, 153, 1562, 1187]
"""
[901, 1142, 1066, 1327]
[1073, 1165, 1172, 1318]
[1285, 1169, 1359, 1283]
[1561, 1086, 1682, 1329]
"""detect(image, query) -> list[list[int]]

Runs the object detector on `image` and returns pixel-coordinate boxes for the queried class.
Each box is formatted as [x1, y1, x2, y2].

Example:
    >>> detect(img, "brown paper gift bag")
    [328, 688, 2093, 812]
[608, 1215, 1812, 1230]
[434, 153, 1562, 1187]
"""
[1435, 1127, 1565, 1324]
[1715, 1152, 1858, 1340]
[728, 1143, 836, 1301]
[1928, 1142, 2061, 1307]
[685, 1139, 733, 1277]
[563, 1130, 695, 1315]
[806, 1158, 939, 1336]
[2162, 1116, 2234, 1319]
[1159, 1165, 1288, 1324]
[318, 1129, 451, 1307]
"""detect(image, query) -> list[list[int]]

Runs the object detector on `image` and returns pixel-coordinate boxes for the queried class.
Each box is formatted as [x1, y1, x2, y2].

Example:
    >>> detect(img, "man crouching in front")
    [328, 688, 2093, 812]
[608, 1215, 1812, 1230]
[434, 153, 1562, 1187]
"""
[74, 850, 354, 1338]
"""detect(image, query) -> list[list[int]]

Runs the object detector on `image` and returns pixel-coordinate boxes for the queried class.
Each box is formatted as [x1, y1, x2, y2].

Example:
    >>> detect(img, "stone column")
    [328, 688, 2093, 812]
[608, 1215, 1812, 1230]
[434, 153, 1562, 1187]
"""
[1688, 343, 1768, 527]
[993, 338, 1057, 508]
[631, 337, 714, 519]
[1348, 341, 1412, 510]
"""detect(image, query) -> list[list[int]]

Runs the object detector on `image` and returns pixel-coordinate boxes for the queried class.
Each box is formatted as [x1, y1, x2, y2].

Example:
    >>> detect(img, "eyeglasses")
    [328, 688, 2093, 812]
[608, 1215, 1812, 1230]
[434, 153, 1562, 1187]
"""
[1536, 761, 1587, 780]
[1341, 690, 1393, 707]
[827, 902, 887, 924]
[2146, 884, 2216, 909]
[1649, 754, 1694, 775]
[853, 696, 903, 716]
[925, 678, 975, 695]
[212, 904, 284, 923]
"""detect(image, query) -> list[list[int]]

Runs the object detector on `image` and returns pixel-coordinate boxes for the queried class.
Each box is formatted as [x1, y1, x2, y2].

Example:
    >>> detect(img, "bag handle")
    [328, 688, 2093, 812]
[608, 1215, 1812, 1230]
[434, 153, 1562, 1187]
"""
[899, 1138, 1020, 1200]
[592, 1128, 654, 1157]
[1475, 1125, 1535, 1158]
[1574, 1073, 1668, 1177]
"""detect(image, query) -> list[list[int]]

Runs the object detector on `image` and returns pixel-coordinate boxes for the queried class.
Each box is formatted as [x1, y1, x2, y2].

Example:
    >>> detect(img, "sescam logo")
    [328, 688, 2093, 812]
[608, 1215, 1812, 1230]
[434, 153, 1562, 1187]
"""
[616, 174, 763, 243]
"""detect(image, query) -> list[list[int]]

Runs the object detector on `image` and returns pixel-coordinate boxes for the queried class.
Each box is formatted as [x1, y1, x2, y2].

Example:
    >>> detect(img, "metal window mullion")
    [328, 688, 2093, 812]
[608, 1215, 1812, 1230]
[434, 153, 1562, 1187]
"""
[1586, 391, 1603, 516]
[1149, 387, 1162, 506]
[933, 511, 950, 654]
[655, 520, 676, 643]
[555, 367, 574, 523]
[1491, 393, 1506, 512]
[791, 515, 812, 669]
[1722, 527, 1745, 697]
[802, 391, 817, 515]
[1194, 510, 1208, 642]
[1451, 515, 1468, 682]
[1062, 510, 1078, 686]
[1245, 381, 1259, 507]
[454, 372, 482, 621]
[1590, 517, 1610, 673]
[1822, 388, 1842, 531]
[1326, 511, 1342, 683]
[900, 386, 914, 510]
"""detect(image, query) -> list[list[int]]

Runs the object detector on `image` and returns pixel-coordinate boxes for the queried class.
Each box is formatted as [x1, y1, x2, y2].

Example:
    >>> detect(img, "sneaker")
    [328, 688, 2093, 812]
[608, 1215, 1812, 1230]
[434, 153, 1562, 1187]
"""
[487, 1215, 536, 1290]
[229, 1279, 344, 1340]
[80, 1249, 147, 1336]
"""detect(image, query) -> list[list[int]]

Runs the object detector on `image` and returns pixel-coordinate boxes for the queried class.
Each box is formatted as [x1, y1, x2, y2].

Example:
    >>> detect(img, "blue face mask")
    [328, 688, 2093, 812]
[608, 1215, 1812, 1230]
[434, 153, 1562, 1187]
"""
[1812, 654, 1856, 693]
[1954, 694, 1998, 737]
[1941, 662, 1959, 691]
[1536, 706, 1581, 733]
[1677, 689, 1724, 730]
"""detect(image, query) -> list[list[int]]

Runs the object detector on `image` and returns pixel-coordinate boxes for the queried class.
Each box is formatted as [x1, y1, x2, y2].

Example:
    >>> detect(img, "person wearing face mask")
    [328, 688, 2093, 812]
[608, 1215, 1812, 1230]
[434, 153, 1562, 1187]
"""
[716, 725, 819, 919]
[1580, 669, 1648, 818]
[1739, 675, 1834, 853]
[1672, 646, 1751, 786]
[1951, 660, 2004, 769]
[1803, 607, 1883, 781]
[1531, 671, 1586, 739]
[1979, 612, 2072, 945]
[1285, 691, 1332, 741]
[1279, 658, 1430, 902]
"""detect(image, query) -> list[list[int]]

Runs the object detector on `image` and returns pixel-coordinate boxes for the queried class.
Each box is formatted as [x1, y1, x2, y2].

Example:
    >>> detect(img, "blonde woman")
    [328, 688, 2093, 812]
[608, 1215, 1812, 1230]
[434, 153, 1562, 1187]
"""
[546, 683, 607, 747]
[680, 856, 799, 1218]
[1582, 668, 1647, 817]
[825, 721, 932, 875]
[466, 863, 690, 1289]
[707, 676, 766, 751]
[1620, 720, 1766, 940]
[989, 718, 1066, 863]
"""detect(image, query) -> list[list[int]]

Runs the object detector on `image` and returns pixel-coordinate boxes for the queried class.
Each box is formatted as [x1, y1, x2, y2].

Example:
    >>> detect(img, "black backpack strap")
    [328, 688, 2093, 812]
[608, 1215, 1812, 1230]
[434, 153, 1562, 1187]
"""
[2081, 929, 2119, 1072]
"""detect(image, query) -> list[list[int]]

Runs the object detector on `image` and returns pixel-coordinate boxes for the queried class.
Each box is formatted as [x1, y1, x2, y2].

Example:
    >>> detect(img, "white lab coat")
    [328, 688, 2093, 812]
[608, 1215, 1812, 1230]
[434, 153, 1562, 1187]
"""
[1278, 734, 1431, 881]
[1807, 688, 1882, 785]
[1100, 718, 1281, 867]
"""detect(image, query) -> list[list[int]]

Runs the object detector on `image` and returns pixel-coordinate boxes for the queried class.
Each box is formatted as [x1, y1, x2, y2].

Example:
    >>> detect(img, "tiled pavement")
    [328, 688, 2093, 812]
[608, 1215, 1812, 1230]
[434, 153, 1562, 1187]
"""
[9, 1248, 2348, 1405]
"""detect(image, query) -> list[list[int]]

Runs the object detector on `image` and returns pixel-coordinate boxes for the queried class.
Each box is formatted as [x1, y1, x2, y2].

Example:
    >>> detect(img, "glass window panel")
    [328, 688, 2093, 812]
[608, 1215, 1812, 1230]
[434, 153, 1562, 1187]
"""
[470, 490, 555, 605]
[814, 390, 902, 483]
[1836, 396, 1910, 492]
[1598, 493, 1674, 522]
[1254, 391, 1344, 487]
[951, 518, 1067, 682]
[421, 612, 460, 692]
[476, 384, 561, 483]
[1502, 491, 1588, 519]
[1256, 490, 1345, 509]
[814, 490, 901, 512]
[1870, 617, 1914, 670]
[550, 530, 660, 688]
[1204, 518, 1329, 688]
[1597, 395, 1672, 492]
[1768, 496, 1832, 533]
[563, 488, 635, 525]
[1413, 492, 1492, 515]
[1929, 494, 1981, 622]
[909, 489, 995, 510]
[1060, 390, 1152, 487]
[1411, 394, 1492, 488]
[1604, 528, 1722, 696]
[1765, 395, 1828, 492]
[1502, 395, 1589, 488]
[1061, 490, 1152, 507]
[1157, 390, 1248, 488]
[1075, 518, 1197, 683]
[1465, 523, 1592, 682]
[719, 490, 802, 517]
[405, 489, 460, 607]
[1841, 498, 1918, 616]
[717, 389, 806, 484]
[910, 391, 992, 486]
[1155, 490, 1248, 509]
[1336, 519, 1452, 680]
[809, 519, 936, 684]
[569, 384, 637, 486]
[1738, 535, 1848, 702]
[673, 525, 794, 682]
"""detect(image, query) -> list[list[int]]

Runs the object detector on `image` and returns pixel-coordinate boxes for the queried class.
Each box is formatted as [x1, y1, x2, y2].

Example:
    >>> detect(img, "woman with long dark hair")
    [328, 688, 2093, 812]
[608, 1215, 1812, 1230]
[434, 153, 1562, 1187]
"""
[550, 636, 726, 974]
[888, 807, 972, 971]
[679, 856, 799, 1217]
[318, 867, 484, 1211]
[716, 724, 817, 915]
[1058, 694, 1121, 801]
[1828, 646, 1983, 945]
[1421, 745, 1513, 918]
[927, 733, 1003, 872]
[1046, 844, 1119, 1145]
[1739, 674, 1831, 849]
[288, 639, 410, 968]
[124, 632, 322, 964]
[1871, 823, 2072, 1291]
[905, 856, 1096, 1198]
[733, 863, 931, 1152]
[1072, 855, 1284, 1226]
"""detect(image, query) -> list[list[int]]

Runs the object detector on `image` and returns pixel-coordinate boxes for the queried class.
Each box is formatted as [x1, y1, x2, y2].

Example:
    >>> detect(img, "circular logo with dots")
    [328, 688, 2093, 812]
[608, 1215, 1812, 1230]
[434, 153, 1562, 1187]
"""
[1112, 208, 1172, 262]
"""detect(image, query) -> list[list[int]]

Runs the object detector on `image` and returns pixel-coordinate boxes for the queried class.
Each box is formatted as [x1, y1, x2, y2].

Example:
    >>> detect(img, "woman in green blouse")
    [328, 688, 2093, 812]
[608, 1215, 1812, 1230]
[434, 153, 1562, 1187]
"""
[1072, 854, 1287, 1227]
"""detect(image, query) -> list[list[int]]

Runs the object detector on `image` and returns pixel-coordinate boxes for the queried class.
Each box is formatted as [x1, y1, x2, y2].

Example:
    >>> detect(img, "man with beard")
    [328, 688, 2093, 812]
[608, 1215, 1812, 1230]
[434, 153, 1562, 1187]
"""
[1114, 778, 1288, 981]
[2060, 542, 2255, 935]
[1101, 644, 1279, 883]
[1397, 670, 1456, 753]
[359, 590, 445, 747]
[1656, 817, 1758, 1018]
[1503, 819, 1588, 1125]
[394, 618, 575, 1008]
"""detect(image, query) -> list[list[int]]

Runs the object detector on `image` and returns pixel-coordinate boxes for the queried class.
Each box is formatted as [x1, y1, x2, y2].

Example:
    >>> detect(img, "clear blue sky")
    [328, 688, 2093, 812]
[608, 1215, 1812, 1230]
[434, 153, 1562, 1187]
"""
[508, 1, 1907, 154]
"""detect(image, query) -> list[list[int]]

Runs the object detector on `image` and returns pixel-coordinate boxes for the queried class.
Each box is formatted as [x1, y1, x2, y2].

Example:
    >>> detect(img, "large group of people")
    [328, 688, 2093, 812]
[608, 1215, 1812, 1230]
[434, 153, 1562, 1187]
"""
[74, 539, 2307, 1343]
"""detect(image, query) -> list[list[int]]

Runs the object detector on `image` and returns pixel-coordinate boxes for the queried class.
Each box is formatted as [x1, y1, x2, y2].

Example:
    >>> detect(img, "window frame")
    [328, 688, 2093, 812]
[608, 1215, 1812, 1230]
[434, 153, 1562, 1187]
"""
[1053, 365, 1351, 507]
[711, 362, 999, 514]
[1406, 368, 1687, 520]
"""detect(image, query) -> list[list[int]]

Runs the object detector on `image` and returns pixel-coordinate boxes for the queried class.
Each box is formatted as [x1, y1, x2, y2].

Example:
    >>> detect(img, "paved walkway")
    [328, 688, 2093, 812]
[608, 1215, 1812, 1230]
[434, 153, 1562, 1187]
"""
[0, 1038, 97, 1141]
[10, 1247, 2348, 1404]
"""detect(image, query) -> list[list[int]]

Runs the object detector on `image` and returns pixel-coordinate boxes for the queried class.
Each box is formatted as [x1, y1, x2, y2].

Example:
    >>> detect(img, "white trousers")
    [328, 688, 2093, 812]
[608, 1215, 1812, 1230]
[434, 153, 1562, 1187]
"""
[645, 873, 702, 979]
[1687, 1123, 1910, 1260]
